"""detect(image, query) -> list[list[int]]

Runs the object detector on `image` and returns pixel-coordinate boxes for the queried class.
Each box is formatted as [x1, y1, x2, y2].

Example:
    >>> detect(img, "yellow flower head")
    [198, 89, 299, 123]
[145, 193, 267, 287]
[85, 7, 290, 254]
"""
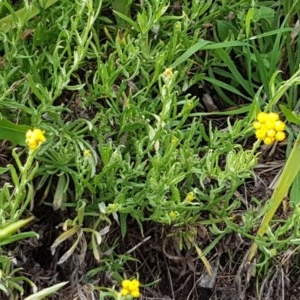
[274, 120, 285, 131]
[163, 68, 173, 79]
[169, 211, 179, 220]
[121, 279, 141, 298]
[186, 192, 195, 202]
[131, 290, 140, 298]
[268, 112, 279, 122]
[121, 288, 130, 296]
[26, 128, 46, 151]
[83, 149, 91, 157]
[129, 279, 140, 290]
[263, 136, 274, 145]
[266, 129, 276, 138]
[253, 112, 286, 145]
[255, 129, 267, 140]
[171, 137, 178, 144]
[257, 112, 269, 123]
[275, 131, 286, 141]
[253, 121, 261, 130]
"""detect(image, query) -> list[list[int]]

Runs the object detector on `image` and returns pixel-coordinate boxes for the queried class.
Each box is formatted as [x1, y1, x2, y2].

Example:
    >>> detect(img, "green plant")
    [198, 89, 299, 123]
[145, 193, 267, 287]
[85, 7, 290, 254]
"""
[1, 0, 300, 298]
[248, 66, 300, 263]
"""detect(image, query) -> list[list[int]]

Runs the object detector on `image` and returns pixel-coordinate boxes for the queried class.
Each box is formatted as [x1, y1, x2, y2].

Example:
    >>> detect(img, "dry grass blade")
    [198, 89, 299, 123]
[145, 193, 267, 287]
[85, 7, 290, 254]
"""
[24, 282, 68, 300]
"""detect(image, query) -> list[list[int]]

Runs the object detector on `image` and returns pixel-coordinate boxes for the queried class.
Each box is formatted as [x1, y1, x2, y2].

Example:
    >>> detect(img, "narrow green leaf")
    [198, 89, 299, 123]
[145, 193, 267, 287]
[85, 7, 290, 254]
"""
[0, 231, 39, 246]
[279, 104, 300, 125]
[120, 213, 127, 238]
[113, 10, 139, 32]
[0, 167, 8, 175]
[291, 171, 300, 208]
[248, 27, 292, 41]
[191, 105, 251, 117]
[171, 40, 248, 69]
[245, 8, 254, 38]
[0, 216, 35, 242]
[203, 76, 249, 98]
[215, 48, 254, 96]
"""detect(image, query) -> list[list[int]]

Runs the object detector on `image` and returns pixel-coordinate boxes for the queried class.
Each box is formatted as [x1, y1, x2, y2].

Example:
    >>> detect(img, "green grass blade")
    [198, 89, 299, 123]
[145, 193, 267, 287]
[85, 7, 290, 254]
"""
[171, 40, 248, 69]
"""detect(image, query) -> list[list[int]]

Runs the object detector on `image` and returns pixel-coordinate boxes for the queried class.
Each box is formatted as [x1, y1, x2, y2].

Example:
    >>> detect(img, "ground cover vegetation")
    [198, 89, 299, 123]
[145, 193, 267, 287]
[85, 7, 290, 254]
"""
[0, 0, 300, 299]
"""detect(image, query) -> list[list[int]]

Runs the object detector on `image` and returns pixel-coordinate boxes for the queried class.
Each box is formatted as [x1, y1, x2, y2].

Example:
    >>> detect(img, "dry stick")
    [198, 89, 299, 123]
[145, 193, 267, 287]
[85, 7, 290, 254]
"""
[126, 236, 151, 254]
[247, 133, 300, 263]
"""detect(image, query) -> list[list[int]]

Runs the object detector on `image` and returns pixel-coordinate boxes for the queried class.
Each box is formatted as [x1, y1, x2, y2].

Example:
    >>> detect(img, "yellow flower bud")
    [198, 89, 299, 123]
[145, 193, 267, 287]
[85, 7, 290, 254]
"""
[83, 149, 91, 157]
[163, 68, 173, 79]
[186, 192, 195, 202]
[255, 129, 267, 139]
[253, 121, 261, 130]
[169, 211, 178, 219]
[274, 120, 285, 131]
[121, 288, 130, 296]
[268, 112, 279, 122]
[122, 280, 131, 289]
[257, 112, 268, 123]
[265, 120, 275, 130]
[131, 290, 140, 298]
[263, 136, 275, 145]
[130, 279, 140, 290]
[266, 129, 276, 138]
[275, 131, 286, 141]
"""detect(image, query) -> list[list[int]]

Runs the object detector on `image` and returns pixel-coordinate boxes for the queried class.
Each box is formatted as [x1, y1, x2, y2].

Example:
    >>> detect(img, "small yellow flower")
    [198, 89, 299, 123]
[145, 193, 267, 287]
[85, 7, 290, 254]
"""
[274, 120, 285, 131]
[131, 290, 140, 298]
[163, 68, 173, 79]
[25, 128, 46, 151]
[255, 129, 267, 139]
[257, 112, 268, 123]
[121, 288, 130, 296]
[253, 121, 261, 130]
[83, 149, 91, 157]
[122, 280, 131, 289]
[169, 211, 178, 219]
[275, 131, 286, 141]
[263, 136, 274, 145]
[266, 129, 276, 138]
[129, 279, 140, 290]
[268, 112, 279, 122]
[265, 120, 275, 130]
[171, 137, 178, 144]
[186, 192, 195, 202]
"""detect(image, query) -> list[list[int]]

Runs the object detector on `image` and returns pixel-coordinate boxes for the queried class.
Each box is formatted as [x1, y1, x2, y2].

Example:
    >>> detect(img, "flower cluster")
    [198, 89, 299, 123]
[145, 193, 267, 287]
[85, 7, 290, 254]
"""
[25, 128, 46, 150]
[121, 279, 140, 298]
[253, 112, 286, 145]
